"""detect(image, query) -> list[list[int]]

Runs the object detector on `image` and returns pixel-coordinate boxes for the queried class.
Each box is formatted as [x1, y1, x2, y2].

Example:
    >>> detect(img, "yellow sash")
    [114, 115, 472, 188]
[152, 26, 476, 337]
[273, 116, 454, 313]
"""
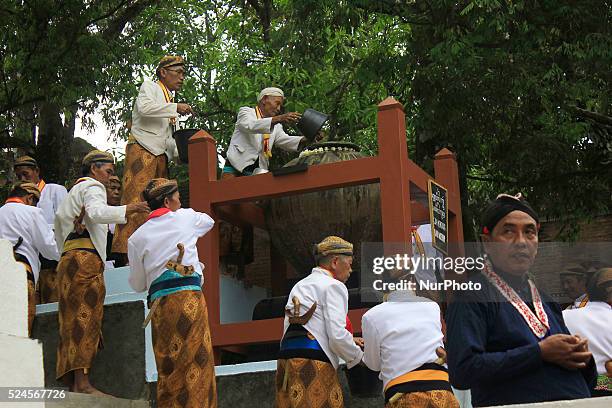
[63, 238, 95, 253]
[37, 179, 46, 192]
[255, 106, 272, 159]
[385, 369, 449, 392]
[157, 81, 176, 126]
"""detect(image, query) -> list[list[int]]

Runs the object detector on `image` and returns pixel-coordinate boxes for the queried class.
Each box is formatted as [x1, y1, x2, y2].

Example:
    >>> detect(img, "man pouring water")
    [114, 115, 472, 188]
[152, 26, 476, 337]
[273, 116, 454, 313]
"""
[222, 87, 309, 178]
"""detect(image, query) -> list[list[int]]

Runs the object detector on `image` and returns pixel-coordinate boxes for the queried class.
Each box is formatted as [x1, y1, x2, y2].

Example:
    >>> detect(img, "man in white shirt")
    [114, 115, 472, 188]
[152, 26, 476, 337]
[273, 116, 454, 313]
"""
[55, 150, 149, 395]
[560, 263, 590, 309]
[127, 178, 217, 407]
[13, 155, 67, 303]
[0, 182, 59, 336]
[362, 270, 459, 408]
[222, 87, 305, 178]
[112, 55, 193, 258]
[275, 236, 364, 408]
[563, 267, 612, 396]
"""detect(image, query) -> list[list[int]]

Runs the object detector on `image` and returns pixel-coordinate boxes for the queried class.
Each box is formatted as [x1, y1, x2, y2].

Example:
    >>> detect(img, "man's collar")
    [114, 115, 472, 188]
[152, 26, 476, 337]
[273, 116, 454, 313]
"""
[386, 289, 417, 302]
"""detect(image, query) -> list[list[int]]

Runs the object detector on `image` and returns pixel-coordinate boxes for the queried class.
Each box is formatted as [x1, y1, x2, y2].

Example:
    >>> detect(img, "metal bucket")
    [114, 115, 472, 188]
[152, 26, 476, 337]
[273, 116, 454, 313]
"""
[173, 128, 199, 163]
[297, 109, 328, 141]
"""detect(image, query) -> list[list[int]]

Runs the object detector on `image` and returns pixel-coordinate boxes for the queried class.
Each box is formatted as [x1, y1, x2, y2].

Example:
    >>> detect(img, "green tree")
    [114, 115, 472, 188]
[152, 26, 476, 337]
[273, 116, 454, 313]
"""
[0, 0, 160, 183]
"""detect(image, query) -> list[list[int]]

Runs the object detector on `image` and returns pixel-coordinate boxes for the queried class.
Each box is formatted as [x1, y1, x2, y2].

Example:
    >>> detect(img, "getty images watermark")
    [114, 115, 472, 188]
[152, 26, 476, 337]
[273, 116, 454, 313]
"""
[359, 242, 487, 302]
[370, 253, 485, 292]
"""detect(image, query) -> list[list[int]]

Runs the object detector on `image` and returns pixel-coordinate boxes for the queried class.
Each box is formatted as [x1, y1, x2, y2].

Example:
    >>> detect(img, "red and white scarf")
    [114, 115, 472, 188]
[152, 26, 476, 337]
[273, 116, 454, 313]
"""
[482, 259, 549, 339]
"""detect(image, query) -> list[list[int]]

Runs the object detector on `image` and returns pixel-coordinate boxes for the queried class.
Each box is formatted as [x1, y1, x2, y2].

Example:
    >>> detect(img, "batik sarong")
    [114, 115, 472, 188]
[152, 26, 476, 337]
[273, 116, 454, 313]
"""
[152, 290, 217, 407]
[111, 141, 168, 254]
[56, 249, 105, 381]
[37, 263, 59, 303]
[15, 258, 35, 337]
[386, 390, 459, 408]
[275, 358, 344, 408]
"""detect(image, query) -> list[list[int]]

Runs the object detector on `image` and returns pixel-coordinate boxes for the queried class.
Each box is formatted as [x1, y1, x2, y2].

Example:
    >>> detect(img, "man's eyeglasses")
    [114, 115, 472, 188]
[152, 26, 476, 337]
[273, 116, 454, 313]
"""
[164, 67, 187, 76]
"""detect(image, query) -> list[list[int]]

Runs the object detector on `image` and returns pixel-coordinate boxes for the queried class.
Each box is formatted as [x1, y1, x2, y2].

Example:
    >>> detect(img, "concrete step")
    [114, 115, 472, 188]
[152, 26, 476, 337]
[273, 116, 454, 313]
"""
[45, 392, 149, 408]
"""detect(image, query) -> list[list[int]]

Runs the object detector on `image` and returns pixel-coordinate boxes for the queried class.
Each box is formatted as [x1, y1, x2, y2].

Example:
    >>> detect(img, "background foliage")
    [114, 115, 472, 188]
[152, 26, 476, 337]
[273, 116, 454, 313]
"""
[1, 0, 610, 239]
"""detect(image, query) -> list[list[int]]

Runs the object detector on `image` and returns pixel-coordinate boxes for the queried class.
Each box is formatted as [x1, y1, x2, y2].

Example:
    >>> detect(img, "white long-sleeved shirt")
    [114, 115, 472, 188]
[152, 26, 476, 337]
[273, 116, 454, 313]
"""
[54, 177, 127, 261]
[37, 182, 68, 228]
[563, 301, 612, 375]
[282, 267, 363, 369]
[0, 202, 60, 281]
[226, 107, 304, 172]
[130, 80, 179, 159]
[361, 290, 445, 390]
[127, 208, 215, 292]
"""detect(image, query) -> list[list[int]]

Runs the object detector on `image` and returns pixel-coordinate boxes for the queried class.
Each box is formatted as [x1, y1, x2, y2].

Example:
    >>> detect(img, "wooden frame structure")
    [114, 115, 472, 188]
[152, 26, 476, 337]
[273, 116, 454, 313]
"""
[187, 97, 463, 355]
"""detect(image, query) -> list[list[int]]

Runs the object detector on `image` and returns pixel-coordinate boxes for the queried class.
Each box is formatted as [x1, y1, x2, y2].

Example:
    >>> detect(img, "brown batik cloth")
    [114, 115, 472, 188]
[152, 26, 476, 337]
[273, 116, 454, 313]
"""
[37, 266, 59, 303]
[56, 250, 105, 381]
[152, 290, 217, 408]
[111, 142, 168, 254]
[386, 390, 459, 408]
[275, 358, 344, 408]
[17, 262, 36, 337]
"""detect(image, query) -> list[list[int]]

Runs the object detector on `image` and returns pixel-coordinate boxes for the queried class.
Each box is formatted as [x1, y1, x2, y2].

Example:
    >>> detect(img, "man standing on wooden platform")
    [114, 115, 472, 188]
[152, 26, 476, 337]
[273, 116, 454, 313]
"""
[112, 55, 193, 261]
[55, 150, 149, 395]
[128, 178, 217, 407]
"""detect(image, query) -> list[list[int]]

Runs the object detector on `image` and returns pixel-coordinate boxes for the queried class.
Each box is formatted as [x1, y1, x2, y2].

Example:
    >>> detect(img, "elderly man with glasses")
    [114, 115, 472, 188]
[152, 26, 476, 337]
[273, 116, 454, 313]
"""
[112, 55, 193, 261]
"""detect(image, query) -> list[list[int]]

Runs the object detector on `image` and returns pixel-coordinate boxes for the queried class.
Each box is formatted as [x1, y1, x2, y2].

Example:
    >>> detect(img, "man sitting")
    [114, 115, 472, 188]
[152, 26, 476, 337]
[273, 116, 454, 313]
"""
[222, 87, 306, 177]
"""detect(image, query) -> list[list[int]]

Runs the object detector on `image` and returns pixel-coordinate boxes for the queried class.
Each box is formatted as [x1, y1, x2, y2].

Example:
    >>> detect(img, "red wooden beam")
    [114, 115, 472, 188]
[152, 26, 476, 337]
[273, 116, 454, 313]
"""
[209, 156, 381, 204]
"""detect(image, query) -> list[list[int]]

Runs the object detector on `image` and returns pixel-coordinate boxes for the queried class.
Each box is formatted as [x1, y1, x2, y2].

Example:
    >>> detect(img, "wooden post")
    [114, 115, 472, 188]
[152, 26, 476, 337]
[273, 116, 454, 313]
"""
[377, 98, 412, 251]
[188, 131, 221, 349]
[433, 148, 464, 257]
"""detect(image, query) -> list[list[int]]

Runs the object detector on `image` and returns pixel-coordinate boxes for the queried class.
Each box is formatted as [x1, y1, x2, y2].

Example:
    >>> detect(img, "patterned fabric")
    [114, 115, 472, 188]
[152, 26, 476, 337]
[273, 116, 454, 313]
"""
[56, 250, 105, 381]
[16, 261, 35, 337]
[37, 266, 59, 303]
[111, 142, 167, 254]
[82, 149, 114, 166]
[595, 374, 612, 392]
[152, 290, 217, 408]
[386, 390, 459, 408]
[275, 358, 343, 408]
[482, 259, 549, 338]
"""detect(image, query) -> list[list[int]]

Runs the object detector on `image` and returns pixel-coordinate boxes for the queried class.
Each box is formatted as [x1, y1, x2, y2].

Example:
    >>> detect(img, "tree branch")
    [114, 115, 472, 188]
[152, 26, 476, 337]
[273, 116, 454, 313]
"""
[570, 106, 612, 126]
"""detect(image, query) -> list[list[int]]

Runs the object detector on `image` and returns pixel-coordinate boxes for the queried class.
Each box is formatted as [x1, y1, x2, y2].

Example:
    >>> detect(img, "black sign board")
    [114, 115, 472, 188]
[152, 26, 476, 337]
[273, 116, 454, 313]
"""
[428, 180, 448, 255]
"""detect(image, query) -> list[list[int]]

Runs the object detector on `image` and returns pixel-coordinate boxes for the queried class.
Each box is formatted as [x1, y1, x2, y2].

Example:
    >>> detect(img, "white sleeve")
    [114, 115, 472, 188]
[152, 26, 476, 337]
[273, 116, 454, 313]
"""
[83, 185, 127, 224]
[127, 239, 147, 292]
[32, 210, 60, 261]
[194, 210, 215, 237]
[53, 185, 68, 213]
[272, 126, 304, 152]
[323, 283, 364, 368]
[361, 313, 381, 371]
[236, 107, 273, 134]
[135, 81, 179, 118]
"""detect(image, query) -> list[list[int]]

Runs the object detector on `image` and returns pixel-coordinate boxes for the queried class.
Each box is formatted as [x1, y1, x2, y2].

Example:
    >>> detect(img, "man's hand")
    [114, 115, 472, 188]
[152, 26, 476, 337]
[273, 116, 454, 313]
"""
[126, 201, 150, 215]
[353, 336, 364, 349]
[539, 334, 592, 370]
[434, 346, 447, 365]
[177, 103, 193, 115]
[272, 112, 301, 126]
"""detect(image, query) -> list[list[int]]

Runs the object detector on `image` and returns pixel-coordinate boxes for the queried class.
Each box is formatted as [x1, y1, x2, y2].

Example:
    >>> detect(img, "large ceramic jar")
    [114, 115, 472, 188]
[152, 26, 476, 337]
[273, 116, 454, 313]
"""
[263, 141, 382, 277]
